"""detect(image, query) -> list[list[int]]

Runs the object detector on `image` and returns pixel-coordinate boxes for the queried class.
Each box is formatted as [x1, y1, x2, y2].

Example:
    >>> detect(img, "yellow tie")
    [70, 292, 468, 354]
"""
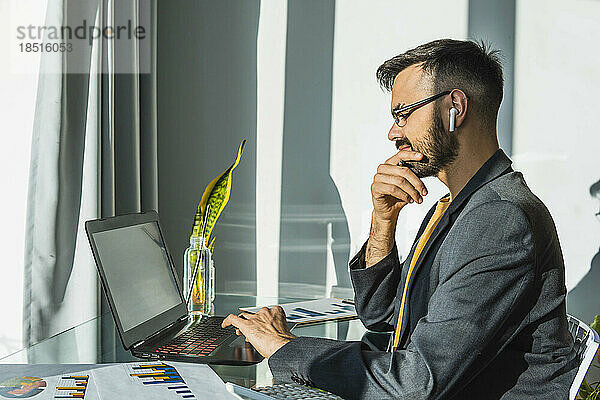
[392, 197, 451, 350]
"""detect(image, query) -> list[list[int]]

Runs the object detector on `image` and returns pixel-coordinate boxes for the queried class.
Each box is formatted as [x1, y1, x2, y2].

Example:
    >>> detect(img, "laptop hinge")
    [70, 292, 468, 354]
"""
[132, 340, 145, 349]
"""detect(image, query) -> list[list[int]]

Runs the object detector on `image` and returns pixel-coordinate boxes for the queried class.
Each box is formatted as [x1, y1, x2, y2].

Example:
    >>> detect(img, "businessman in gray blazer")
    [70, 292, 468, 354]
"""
[223, 39, 578, 399]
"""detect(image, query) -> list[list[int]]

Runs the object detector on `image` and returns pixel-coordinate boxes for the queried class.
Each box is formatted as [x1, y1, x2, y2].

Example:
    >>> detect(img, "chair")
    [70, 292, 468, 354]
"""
[568, 314, 599, 400]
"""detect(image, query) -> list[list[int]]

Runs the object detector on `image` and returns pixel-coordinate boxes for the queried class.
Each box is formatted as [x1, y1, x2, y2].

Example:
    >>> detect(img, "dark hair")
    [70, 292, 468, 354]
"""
[376, 39, 504, 129]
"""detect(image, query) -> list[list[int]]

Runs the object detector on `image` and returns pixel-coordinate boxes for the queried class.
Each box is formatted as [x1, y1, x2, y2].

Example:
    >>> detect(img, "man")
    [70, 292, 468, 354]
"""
[223, 39, 578, 399]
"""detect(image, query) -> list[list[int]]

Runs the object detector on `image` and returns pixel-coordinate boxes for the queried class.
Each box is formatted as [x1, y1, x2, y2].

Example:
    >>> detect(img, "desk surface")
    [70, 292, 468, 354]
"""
[1, 294, 367, 388]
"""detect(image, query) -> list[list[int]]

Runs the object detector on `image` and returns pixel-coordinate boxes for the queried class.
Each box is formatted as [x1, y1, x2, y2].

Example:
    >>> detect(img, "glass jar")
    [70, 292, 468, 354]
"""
[183, 236, 213, 315]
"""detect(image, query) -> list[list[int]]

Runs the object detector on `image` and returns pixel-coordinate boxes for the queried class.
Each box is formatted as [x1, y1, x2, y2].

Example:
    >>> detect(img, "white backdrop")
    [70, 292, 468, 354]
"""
[512, 0, 600, 291]
[329, 0, 469, 261]
[329, 0, 600, 291]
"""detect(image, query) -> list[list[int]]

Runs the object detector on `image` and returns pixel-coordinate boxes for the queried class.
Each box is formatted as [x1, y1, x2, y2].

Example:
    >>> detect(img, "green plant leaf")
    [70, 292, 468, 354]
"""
[190, 139, 246, 241]
[190, 204, 204, 237]
[580, 379, 594, 398]
[590, 315, 600, 335]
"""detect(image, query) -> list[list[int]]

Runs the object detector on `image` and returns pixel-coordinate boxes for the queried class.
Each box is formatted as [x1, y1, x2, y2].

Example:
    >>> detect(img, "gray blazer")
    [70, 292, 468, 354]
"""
[268, 150, 578, 399]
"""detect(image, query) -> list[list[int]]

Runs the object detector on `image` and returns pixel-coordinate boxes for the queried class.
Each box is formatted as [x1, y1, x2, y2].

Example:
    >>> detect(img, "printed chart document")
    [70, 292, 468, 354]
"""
[0, 362, 234, 399]
[92, 361, 234, 400]
[0, 364, 101, 399]
[240, 298, 357, 325]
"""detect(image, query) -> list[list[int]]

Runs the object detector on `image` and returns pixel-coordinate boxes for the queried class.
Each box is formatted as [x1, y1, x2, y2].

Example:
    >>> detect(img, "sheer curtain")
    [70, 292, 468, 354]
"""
[23, 0, 101, 359]
[0, 0, 46, 359]
[22, 0, 157, 362]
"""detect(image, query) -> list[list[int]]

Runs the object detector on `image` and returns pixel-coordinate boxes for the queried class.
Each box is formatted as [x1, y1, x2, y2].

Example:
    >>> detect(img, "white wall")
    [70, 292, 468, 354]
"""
[330, 0, 469, 260]
[513, 0, 600, 290]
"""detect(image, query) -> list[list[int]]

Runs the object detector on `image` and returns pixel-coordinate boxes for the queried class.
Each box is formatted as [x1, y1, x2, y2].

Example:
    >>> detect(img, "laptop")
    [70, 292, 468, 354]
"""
[85, 210, 263, 365]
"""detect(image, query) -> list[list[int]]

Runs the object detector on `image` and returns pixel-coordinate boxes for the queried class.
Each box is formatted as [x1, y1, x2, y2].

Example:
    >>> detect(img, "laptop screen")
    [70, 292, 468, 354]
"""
[92, 221, 183, 332]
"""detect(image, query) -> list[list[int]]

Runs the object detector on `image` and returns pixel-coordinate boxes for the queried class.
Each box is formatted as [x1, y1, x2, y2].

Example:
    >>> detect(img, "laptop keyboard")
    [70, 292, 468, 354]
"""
[154, 316, 236, 357]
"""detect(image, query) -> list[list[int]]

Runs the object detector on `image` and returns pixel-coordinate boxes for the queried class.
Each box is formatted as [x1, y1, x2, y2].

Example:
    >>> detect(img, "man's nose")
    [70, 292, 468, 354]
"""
[388, 122, 404, 142]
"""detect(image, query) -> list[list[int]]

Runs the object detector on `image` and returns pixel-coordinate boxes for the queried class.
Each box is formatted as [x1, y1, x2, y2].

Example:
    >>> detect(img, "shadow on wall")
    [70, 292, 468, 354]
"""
[567, 179, 600, 323]
[278, 0, 351, 298]
[157, 1, 259, 294]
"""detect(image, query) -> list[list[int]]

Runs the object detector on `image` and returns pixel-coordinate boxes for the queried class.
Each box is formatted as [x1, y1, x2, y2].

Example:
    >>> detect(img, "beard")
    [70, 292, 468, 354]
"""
[395, 105, 459, 178]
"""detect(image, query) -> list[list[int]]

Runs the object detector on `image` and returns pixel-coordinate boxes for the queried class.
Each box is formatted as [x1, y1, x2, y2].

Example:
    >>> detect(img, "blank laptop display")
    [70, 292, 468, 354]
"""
[91, 222, 182, 332]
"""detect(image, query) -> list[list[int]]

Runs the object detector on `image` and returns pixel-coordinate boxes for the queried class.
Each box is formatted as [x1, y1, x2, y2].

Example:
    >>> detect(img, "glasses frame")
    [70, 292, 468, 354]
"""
[392, 90, 452, 127]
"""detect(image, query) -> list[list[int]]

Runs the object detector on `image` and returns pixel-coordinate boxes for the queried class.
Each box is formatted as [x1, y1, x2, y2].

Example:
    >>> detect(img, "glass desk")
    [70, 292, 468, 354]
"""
[0, 294, 369, 389]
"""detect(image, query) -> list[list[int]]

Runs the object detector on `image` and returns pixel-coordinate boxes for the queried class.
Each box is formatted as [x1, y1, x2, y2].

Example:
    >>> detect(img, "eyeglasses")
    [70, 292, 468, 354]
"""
[392, 90, 451, 127]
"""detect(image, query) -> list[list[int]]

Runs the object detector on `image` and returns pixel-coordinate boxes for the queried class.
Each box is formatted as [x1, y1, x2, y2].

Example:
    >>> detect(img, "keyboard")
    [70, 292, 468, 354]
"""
[154, 316, 235, 357]
[254, 383, 343, 399]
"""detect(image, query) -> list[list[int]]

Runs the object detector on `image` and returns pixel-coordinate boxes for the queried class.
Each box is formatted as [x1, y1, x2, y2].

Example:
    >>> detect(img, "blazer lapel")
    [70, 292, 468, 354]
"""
[395, 149, 514, 342]
[408, 149, 514, 282]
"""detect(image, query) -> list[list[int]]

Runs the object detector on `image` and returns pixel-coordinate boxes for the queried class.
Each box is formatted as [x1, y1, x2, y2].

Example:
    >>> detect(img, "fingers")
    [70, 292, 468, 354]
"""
[376, 164, 427, 195]
[385, 149, 423, 166]
[371, 181, 413, 203]
[374, 175, 421, 203]
[369, 149, 428, 210]
[252, 306, 286, 319]
[375, 167, 426, 202]
[235, 306, 286, 325]
[222, 313, 250, 329]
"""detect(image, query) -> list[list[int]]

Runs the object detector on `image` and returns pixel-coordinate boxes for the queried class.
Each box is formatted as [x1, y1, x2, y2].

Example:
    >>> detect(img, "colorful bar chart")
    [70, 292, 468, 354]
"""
[128, 363, 195, 399]
[285, 301, 356, 321]
[54, 375, 89, 399]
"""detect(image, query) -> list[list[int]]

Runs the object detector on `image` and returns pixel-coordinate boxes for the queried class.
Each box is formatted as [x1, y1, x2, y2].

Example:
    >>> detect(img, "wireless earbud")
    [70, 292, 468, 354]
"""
[449, 107, 458, 132]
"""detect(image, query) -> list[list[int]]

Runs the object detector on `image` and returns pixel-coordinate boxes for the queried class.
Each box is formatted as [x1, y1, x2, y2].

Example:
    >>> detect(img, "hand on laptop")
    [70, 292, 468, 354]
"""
[222, 306, 296, 358]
